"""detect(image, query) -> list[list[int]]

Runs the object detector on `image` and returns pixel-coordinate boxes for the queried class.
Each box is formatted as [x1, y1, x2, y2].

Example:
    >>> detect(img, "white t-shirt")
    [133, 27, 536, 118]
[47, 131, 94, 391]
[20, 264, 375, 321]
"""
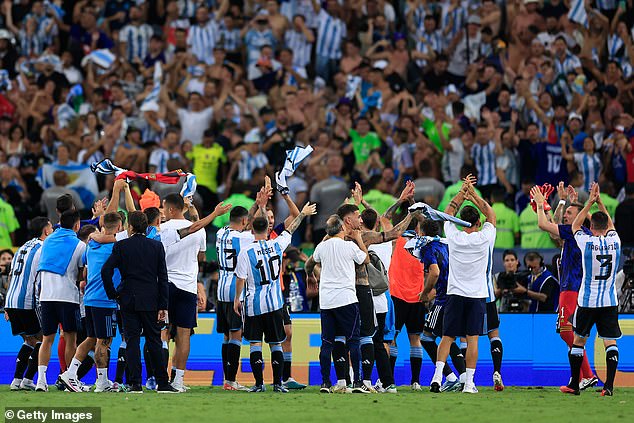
[444, 221, 496, 299]
[313, 237, 367, 310]
[115, 228, 180, 250]
[177, 107, 213, 144]
[38, 241, 86, 304]
[161, 219, 206, 294]
[369, 241, 393, 314]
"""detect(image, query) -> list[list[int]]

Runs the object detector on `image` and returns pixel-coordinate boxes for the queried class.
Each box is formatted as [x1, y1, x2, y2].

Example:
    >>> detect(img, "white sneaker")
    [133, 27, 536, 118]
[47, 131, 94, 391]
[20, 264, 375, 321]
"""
[59, 372, 83, 393]
[35, 380, 48, 392]
[171, 381, 187, 393]
[411, 382, 422, 391]
[331, 383, 349, 394]
[94, 380, 116, 393]
[20, 379, 37, 391]
[462, 384, 479, 394]
[10, 378, 22, 391]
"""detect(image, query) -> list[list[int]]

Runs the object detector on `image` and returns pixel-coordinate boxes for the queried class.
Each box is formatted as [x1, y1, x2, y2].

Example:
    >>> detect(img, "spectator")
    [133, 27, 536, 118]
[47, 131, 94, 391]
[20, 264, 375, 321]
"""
[515, 251, 560, 313]
[413, 159, 445, 207]
[490, 187, 520, 250]
[615, 183, 634, 247]
[0, 196, 19, 248]
[39, 172, 84, 224]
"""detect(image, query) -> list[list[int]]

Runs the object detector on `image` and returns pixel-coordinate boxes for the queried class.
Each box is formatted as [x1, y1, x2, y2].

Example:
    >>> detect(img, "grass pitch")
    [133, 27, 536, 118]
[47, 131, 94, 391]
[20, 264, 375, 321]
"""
[2, 386, 633, 423]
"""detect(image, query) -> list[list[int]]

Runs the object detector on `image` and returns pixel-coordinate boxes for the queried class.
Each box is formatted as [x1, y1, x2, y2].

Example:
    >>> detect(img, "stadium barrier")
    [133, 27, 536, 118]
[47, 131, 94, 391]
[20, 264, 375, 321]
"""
[1, 313, 632, 387]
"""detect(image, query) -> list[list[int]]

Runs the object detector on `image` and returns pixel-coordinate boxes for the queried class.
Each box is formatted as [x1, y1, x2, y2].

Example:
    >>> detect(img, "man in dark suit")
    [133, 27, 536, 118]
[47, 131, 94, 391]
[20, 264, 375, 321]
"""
[102, 211, 178, 393]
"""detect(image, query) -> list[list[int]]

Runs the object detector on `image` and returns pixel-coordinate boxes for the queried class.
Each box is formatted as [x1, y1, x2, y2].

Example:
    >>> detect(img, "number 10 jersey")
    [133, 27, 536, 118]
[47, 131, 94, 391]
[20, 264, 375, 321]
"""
[216, 226, 255, 302]
[574, 230, 621, 308]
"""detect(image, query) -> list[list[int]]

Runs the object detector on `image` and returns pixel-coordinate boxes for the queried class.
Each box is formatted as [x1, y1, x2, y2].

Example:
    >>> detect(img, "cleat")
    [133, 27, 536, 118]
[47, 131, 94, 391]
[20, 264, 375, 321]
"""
[248, 384, 266, 393]
[351, 381, 368, 394]
[320, 382, 332, 393]
[59, 373, 83, 393]
[331, 383, 349, 394]
[145, 376, 157, 391]
[112, 382, 129, 393]
[440, 379, 461, 392]
[223, 381, 249, 391]
[20, 379, 36, 391]
[94, 382, 115, 393]
[580, 376, 598, 391]
[493, 371, 504, 392]
[55, 376, 66, 391]
[35, 380, 48, 392]
[559, 385, 580, 395]
[170, 382, 187, 393]
[361, 381, 377, 393]
[601, 388, 613, 397]
[430, 382, 441, 393]
[10, 379, 22, 391]
[157, 384, 180, 394]
[282, 378, 307, 390]
[78, 381, 92, 392]
[273, 384, 289, 393]
[462, 384, 479, 394]
[384, 384, 398, 394]
[128, 384, 144, 394]
[411, 382, 422, 391]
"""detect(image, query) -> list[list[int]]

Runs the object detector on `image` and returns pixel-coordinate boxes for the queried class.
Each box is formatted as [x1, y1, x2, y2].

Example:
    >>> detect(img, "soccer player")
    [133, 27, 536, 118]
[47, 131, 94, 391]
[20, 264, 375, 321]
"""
[35, 210, 86, 392]
[560, 183, 622, 396]
[4, 217, 52, 391]
[59, 213, 124, 392]
[533, 183, 598, 389]
[430, 175, 496, 394]
[233, 203, 315, 392]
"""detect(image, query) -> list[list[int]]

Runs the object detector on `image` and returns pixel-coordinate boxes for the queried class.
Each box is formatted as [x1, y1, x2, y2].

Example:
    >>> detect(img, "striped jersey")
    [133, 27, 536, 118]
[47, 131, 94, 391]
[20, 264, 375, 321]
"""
[4, 238, 42, 309]
[471, 141, 498, 186]
[415, 29, 445, 68]
[573, 152, 602, 193]
[285, 29, 312, 67]
[216, 226, 255, 302]
[316, 9, 346, 59]
[187, 21, 219, 65]
[238, 150, 268, 182]
[554, 52, 581, 76]
[575, 230, 621, 308]
[235, 231, 292, 316]
[119, 23, 154, 62]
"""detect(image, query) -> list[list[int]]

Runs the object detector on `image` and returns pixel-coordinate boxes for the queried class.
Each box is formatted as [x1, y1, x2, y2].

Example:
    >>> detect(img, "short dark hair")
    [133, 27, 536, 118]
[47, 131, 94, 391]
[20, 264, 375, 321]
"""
[459, 205, 480, 226]
[491, 186, 506, 202]
[360, 208, 378, 230]
[163, 193, 184, 211]
[591, 211, 609, 230]
[103, 212, 123, 231]
[421, 220, 441, 237]
[78, 224, 98, 242]
[230, 206, 249, 223]
[118, 210, 127, 226]
[30, 217, 50, 238]
[56, 194, 75, 214]
[502, 249, 518, 260]
[128, 211, 148, 234]
[337, 204, 359, 220]
[418, 159, 433, 175]
[252, 216, 269, 234]
[144, 207, 161, 226]
[59, 210, 81, 230]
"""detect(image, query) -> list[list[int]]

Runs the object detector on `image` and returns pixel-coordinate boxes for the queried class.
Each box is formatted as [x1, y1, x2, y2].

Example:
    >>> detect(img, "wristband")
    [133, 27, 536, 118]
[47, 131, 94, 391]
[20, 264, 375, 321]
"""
[558, 200, 566, 207]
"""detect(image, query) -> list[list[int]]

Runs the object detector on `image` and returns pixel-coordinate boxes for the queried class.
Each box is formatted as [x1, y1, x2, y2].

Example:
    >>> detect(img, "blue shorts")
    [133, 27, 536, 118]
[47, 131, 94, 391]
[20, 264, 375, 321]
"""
[85, 306, 118, 339]
[320, 303, 360, 343]
[38, 301, 80, 337]
[442, 295, 486, 337]
[168, 283, 197, 329]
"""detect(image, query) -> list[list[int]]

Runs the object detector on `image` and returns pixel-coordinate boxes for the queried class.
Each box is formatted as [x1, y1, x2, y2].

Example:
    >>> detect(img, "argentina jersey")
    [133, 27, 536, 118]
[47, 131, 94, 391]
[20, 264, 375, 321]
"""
[420, 241, 450, 306]
[471, 141, 497, 186]
[575, 230, 621, 308]
[216, 226, 255, 302]
[234, 232, 292, 317]
[558, 225, 592, 292]
[4, 238, 43, 309]
[485, 241, 496, 303]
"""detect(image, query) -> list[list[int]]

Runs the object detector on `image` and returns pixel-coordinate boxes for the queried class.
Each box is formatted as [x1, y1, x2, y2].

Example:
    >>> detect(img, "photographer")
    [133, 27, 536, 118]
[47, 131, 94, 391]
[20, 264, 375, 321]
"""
[494, 250, 530, 312]
[514, 252, 560, 313]
[0, 249, 14, 310]
[616, 249, 633, 313]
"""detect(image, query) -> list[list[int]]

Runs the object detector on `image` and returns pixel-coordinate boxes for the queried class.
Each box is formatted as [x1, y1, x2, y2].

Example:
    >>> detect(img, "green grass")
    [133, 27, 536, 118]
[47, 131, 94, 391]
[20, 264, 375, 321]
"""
[1, 386, 633, 423]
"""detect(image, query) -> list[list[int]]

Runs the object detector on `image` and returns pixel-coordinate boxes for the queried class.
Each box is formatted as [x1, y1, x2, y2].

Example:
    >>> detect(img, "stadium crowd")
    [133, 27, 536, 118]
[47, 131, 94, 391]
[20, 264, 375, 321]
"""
[0, 0, 633, 396]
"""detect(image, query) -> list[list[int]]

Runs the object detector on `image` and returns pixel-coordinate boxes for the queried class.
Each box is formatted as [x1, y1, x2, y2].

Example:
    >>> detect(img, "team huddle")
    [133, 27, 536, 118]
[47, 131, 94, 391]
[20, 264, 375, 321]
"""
[3, 172, 624, 395]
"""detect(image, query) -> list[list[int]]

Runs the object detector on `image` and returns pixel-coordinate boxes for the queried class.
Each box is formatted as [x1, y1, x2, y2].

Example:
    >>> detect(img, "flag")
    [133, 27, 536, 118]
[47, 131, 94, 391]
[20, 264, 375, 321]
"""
[90, 159, 126, 176]
[37, 163, 99, 208]
[0, 70, 11, 91]
[568, 0, 588, 28]
[80, 49, 116, 69]
[140, 62, 162, 112]
[180, 173, 197, 200]
[404, 235, 448, 259]
[56, 103, 76, 128]
[275, 145, 314, 195]
[408, 202, 472, 227]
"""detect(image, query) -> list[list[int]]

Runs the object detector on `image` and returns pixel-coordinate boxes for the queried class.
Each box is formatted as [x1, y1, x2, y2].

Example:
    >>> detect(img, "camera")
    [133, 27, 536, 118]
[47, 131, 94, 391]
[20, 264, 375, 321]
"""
[497, 270, 530, 290]
[497, 270, 530, 312]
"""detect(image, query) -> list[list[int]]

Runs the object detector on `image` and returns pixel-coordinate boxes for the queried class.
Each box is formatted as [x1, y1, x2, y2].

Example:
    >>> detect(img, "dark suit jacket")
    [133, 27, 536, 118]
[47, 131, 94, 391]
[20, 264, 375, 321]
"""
[102, 233, 168, 312]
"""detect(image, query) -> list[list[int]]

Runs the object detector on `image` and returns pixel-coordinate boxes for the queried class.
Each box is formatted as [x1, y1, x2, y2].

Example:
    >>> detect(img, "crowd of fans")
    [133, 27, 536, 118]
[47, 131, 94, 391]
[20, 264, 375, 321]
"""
[1, 0, 634, 309]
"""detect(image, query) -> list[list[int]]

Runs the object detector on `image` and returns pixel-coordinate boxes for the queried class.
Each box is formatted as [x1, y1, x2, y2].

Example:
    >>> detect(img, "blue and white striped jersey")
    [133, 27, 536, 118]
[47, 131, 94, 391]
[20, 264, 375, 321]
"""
[149, 148, 181, 174]
[315, 9, 346, 59]
[575, 230, 621, 308]
[235, 231, 292, 316]
[285, 29, 312, 68]
[216, 226, 255, 302]
[471, 141, 498, 186]
[4, 238, 42, 309]
[238, 150, 268, 182]
[595, 0, 617, 10]
[187, 21, 219, 65]
[120, 23, 154, 62]
[415, 29, 445, 68]
[554, 52, 581, 76]
[573, 152, 602, 193]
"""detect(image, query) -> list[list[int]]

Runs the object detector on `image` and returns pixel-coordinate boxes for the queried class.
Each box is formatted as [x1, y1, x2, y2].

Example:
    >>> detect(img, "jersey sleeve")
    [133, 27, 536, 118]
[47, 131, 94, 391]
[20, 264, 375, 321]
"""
[234, 249, 250, 280]
[573, 230, 592, 249]
[558, 224, 573, 241]
[275, 231, 293, 252]
[237, 231, 255, 250]
[159, 228, 180, 249]
[74, 242, 87, 269]
[312, 243, 321, 263]
[115, 230, 129, 242]
[350, 241, 367, 265]
[443, 221, 458, 238]
[482, 222, 497, 244]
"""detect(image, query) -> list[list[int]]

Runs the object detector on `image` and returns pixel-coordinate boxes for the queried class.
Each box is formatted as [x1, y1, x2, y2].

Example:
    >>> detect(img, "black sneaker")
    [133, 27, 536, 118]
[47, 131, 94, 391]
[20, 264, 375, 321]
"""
[248, 384, 265, 392]
[430, 382, 441, 393]
[55, 376, 66, 391]
[320, 382, 332, 393]
[351, 381, 367, 394]
[129, 384, 144, 394]
[157, 384, 180, 394]
[272, 384, 289, 393]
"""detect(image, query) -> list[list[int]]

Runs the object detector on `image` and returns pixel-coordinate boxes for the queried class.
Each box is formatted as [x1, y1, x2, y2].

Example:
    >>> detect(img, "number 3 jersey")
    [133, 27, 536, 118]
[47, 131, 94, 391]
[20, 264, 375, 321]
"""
[216, 226, 256, 303]
[235, 231, 292, 316]
[4, 238, 42, 309]
[574, 230, 621, 308]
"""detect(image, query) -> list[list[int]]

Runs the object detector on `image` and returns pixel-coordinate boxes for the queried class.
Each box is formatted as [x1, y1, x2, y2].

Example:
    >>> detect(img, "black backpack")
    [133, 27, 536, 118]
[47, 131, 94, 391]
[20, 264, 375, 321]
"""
[366, 250, 389, 296]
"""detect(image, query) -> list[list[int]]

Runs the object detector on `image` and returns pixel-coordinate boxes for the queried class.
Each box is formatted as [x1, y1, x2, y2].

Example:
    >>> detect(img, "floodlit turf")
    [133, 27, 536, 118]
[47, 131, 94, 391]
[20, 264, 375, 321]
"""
[1, 386, 633, 423]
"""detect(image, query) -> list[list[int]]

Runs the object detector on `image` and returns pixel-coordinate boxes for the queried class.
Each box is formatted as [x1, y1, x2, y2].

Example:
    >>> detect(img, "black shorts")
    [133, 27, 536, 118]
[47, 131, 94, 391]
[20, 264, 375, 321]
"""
[6, 308, 41, 336]
[357, 285, 377, 337]
[571, 306, 622, 339]
[38, 301, 81, 337]
[243, 308, 286, 344]
[392, 295, 426, 334]
[85, 306, 118, 339]
[485, 301, 500, 333]
[168, 284, 197, 329]
[424, 303, 445, 338]
[76, 317, 87, 345]
[217, 301, 242, 335]
[320, 303, 360, 342]
[282, 303, 292, 326]
[442, 295, 486, 337]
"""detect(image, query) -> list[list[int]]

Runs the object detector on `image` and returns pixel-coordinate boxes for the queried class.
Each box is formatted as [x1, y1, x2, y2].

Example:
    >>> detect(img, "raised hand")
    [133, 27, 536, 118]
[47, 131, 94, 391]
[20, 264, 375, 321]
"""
[352, 182, 363, 205]
[213, 201, 233, 217]
[301, 202, 317, 216]
[557, 181, 567, 201]
[566, 185, 578, 203]
[530, 186, 545, 204]
[541, 183, 554, 201]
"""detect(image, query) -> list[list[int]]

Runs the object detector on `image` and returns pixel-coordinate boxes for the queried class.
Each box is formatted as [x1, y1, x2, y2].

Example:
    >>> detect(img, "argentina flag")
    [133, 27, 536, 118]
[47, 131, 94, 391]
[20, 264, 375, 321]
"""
[568, 0, 589, 28]
[37, 163, 99, 208]
[141, 62, 162, 112]
[275, 145, 314, 195]
[80, 49, 116, 69]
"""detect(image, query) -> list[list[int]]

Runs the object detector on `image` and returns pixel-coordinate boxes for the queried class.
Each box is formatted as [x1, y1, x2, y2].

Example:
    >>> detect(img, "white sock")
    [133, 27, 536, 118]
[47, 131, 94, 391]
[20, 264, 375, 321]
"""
[68, 357, 82, 378]
[97, 368, 108, 384]
[38, 365, 47, 384]
[337, 379, 347, 387]
[446, 373, 458, 383]
[162, 341, 168, 349]
[174, 369, 185, 385]
[432, 361, 445, 384]
[466, 368, 475, 386]
[459, 372, 466, 383]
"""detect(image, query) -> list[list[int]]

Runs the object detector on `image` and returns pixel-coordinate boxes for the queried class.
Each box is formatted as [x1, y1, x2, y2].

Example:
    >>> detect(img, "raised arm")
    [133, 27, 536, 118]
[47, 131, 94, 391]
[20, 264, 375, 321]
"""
[284, 203, 317, 234]
[465, 178, 495, 225]
[361, 211, 416, 246]
[572, 184, 597, 233]
[531, 185, 559, 237]
[445, 174, 474, 216]
[177, 202, 232, 238]
[593, 183, 615, 231]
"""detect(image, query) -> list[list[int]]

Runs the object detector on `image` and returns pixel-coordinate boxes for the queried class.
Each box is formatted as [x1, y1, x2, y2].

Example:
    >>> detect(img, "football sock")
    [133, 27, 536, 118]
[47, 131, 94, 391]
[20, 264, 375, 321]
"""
[37, 365, 47, 384]
[67, 357, 82, 378]
[115, 343, 126, 384]
[250, 345, 264, 386]
[374, 342, 393, 386]
[14, 343, 33, 379]
[97, 368, 108, 385]
[561, 330, 593, 379]
[410, 346, 423, 384]
[58, 335, 67, 372]
[170, 367, 176, 383]
[283, 352, 292, 381]
[466, 368, 475, 386]
[389, 345, 398, 373]
[605, 345, 619, 391]
[360, 337, 374, 382]
[174, 369, 185, 387]
[332, 338, 348, 382]
[271, 344, 284, 385]
[348, 337, 361, 382]
[421, 336, 454, 377]
[226, 340, 242, 382]
[460, 341, 467, 358]
[431, 361, 444, 384]
[568, 345, 584, 390]
[25, 342, 41, 380]
[446, 373, 458, 382]
[490, 337, 503, 374]
[162, 341, 169, 373]
[144, 343, 154, 378]
[77, 352, 94, 380]
[449, 342, 466, 375]
[221, 341, 228, 380]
